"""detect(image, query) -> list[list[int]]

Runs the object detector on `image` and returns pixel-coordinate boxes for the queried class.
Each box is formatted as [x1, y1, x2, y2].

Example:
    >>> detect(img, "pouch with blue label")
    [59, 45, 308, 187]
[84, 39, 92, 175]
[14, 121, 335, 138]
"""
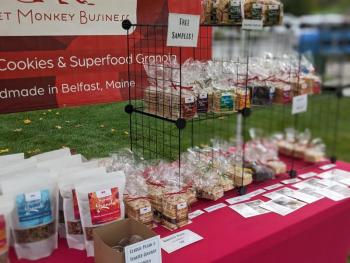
[2, 176, 58, 261]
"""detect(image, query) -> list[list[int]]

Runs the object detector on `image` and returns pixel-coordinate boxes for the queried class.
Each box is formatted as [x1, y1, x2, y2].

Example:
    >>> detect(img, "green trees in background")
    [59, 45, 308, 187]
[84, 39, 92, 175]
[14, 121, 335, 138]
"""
[282, 0, 349, 15]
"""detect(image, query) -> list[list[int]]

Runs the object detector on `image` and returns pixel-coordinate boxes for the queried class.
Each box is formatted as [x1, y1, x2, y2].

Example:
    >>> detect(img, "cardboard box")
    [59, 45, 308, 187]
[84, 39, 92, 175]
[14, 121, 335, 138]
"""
[93, 219, 158, 263]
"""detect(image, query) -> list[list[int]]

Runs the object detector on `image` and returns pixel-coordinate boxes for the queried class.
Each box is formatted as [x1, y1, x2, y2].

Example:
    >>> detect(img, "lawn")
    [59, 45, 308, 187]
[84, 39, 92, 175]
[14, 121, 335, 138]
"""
[0, 94, 349, 161]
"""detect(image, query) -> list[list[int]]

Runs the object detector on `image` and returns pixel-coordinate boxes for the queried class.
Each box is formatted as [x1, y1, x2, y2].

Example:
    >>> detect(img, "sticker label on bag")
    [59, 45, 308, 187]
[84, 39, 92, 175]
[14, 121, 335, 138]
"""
[88, 187, 120, 225]
[72, 189, 80, 220]
[0, 216, 6, 253]
[140, 207, 152, 215]
[177, 202, 187, 210]
[16, 190, 53, 228]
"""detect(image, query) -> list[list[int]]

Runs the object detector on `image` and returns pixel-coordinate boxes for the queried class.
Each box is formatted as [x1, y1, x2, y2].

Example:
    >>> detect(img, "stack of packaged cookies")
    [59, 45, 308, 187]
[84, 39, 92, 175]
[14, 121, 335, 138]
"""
[202, 0, 283, 26]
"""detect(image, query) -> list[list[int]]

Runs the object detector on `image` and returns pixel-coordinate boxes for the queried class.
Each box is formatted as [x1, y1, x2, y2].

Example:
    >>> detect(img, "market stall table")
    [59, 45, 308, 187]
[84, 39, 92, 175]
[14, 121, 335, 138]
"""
[9, 161, 350, 263]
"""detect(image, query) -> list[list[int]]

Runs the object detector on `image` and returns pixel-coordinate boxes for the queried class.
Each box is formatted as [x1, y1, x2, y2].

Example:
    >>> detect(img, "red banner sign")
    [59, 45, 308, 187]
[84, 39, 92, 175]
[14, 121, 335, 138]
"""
[0, 0, 209, 114]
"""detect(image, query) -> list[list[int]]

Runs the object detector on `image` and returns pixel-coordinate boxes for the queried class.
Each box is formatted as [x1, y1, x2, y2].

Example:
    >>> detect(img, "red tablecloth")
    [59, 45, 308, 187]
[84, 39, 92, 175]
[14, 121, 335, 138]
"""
[9, 161, 350, 263]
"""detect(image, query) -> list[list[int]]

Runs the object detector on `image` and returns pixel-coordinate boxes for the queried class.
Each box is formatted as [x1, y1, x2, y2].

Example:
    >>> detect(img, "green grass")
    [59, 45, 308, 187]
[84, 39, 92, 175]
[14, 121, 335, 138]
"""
[0, 94, 349, 161]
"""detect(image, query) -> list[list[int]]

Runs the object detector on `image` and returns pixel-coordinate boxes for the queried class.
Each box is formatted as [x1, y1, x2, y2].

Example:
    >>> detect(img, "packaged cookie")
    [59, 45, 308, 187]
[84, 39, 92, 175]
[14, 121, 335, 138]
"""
[2, 176, 58, 261]
[225, 0, 243, 25]
[243, 0, 265, 21]
[125, 198, 153, 228]
[124, 167, 153, 227]
[274, 85, 292, 104]
[213, 90, 235, 113]
[266, 160, 287, 174]
[233, 166, 253, 187]
[264, 0, 283, 26]
[147, 183, 164, 223]
[75, 171, 126, 257]
[58, 167, 106, 251]
[196, 185, 224, 201]
[235, 88, 251, 111]
[203, 0, 220, 24]
[0, 197, 13, 263]
[251, 85, 275, 105]
[161, 192, 189, 230]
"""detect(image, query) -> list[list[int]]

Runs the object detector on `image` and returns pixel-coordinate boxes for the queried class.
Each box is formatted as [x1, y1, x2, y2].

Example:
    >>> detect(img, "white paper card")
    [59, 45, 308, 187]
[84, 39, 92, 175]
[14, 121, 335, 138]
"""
[275, 188, 319, 204]
[245, 189, 266, 198]
[125, 236, 162, 263]
[319, 164, 336, 170]
[188, 210, 205, 220]
[299, 172, 318, 179]
[167, 13, 200, 47]
[161, 230, 203, 254]
[226, 195, 251, 205]
[260, 196, 306, 216]
[230, 200, 270, 218]
[264, 183, 284, 191]
[292, 94, 308, 114]
[281, 178, 302, 185]
[242, 19, 263, 30]
[204, 203, 227, 213]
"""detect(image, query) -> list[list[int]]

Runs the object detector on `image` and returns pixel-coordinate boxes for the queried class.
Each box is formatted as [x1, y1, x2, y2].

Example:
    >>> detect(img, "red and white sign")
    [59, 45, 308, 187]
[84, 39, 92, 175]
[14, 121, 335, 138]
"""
[0, 0, 209, 114]
[0, 0, 137, 36]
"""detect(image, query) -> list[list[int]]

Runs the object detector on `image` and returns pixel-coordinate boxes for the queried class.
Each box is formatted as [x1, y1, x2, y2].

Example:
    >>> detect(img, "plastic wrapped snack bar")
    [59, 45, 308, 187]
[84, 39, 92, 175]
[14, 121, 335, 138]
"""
[233, 166, 253, 187]
[223, 0, 243, 25]
[75, 171, 125, 257]
[264, 0, 283, 26]
[2, 175, 58, 261]
[124, 166, 153, 228]
[243, 0, 265, 21]
[246, 163, 275, 182]
[202, 0, 219, 24]
[0, 197, 13, 263]
[304, 138, 326, 163]
[161, 188, 189, 231]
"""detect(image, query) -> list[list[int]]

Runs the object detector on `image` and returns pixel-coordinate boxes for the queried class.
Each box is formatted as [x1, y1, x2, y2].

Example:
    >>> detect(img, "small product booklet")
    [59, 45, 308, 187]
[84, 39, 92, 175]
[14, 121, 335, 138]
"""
[259, 196, 307, 216]
[230, 200, 270, 218]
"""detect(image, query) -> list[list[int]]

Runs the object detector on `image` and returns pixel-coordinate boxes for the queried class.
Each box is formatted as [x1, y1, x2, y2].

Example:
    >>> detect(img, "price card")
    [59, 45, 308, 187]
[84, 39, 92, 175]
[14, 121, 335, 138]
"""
[188, 210, 205, 220]
[319, 164, 336, 170]
[161, 230, 203, 253]
[125, 236, 162, 263]
[298, 172, 318, 179]
[204, 203, 227, 213]
[292, 94, 308, 114]
[242, 19, 263, 30]
[167, 13, 200, 47]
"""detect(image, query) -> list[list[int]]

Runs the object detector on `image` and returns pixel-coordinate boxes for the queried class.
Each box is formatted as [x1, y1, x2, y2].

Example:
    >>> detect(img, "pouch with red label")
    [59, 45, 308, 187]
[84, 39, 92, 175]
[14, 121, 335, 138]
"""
[58, 167, 106, 251]
[75, 171, 125, 257]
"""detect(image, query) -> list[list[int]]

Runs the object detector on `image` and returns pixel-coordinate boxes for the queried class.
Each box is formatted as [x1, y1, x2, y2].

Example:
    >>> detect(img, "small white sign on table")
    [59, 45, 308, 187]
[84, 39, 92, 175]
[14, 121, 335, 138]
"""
[125, 236, 162, 263]
[161, 230, 203, 253]
[292, 94, 308, 115]
[167, 13, 200, 47]
[242, 19, 263, 31]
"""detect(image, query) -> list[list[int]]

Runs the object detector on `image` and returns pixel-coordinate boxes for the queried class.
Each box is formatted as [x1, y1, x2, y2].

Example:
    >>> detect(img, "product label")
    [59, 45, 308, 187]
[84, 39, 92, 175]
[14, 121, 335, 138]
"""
[125, 236, 162, 263]
[16, 189, 53, 228]
[140, 207, 152, 215]
[229, 0, 242, 22]
[185, 96, 195, 104]
[88, 187, 120, 225]
[199, 93, 208, 99]
[0, 215, 6, 253]
[221, 94, 234, 111]
[251, 3, 263, 20]
[72, 189, 80, 220]
[177, 202, 187, 210]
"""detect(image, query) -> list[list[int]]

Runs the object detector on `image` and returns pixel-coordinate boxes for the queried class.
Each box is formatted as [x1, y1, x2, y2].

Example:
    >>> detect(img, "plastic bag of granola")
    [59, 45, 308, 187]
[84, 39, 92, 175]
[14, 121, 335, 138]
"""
[58, 167, 106, 251]
[0, 197, 13, 263]
[75, 171, 125, 257]
[2, 176, 59, 261]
